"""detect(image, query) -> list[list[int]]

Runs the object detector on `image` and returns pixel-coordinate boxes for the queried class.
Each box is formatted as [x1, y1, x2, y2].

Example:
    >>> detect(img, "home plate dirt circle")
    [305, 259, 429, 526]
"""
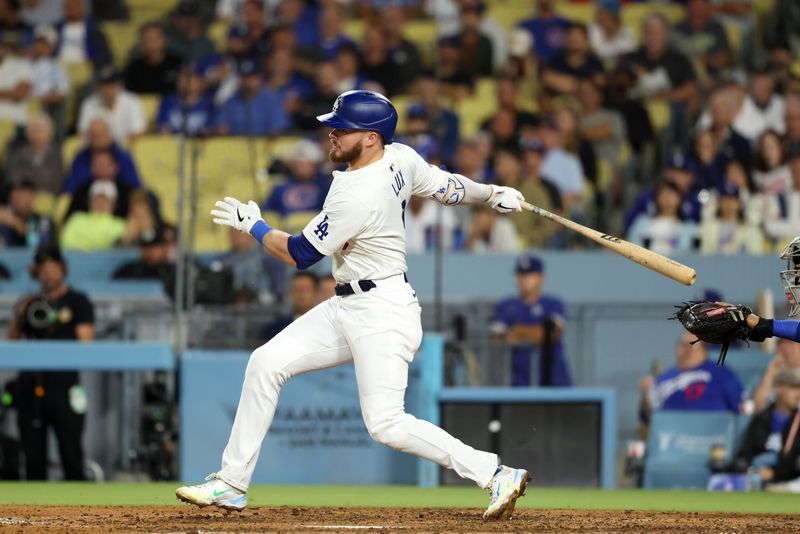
[0, 505, 797, 532]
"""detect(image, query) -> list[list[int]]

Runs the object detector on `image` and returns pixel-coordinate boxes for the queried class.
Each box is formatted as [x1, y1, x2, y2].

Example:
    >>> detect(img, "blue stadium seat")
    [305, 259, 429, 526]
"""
[643, 411, 736, 489]
[723, 349, 771, 395]
[733, 413, 753, 457]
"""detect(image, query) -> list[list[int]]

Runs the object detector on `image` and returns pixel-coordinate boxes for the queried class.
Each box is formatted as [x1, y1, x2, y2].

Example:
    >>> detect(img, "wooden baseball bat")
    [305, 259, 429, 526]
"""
[520, 201, 697, 286]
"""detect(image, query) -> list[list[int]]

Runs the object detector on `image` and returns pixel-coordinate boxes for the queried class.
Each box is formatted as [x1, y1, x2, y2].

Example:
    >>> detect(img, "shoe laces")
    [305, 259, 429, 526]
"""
[198, 472, 220, 488]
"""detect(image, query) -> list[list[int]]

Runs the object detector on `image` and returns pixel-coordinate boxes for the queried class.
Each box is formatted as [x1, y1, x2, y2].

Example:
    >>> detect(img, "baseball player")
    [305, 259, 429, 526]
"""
[175, 90, 530, 520]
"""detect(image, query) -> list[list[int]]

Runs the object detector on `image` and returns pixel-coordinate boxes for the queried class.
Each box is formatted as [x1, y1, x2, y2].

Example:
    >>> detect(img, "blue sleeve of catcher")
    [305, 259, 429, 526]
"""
[287, 233, 325, 270]
[773, 320, 800, 342]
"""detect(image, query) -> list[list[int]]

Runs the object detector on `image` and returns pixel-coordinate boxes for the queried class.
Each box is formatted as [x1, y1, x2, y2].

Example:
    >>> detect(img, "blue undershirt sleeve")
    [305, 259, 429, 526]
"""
[287, 233, 325, 270]
[772, 320, 800, 342]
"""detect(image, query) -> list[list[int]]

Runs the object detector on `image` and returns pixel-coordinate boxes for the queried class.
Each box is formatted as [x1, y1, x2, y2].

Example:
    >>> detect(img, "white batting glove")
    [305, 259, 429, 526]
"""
[210, 196, 262, 234]
[487, 185, 524, 214]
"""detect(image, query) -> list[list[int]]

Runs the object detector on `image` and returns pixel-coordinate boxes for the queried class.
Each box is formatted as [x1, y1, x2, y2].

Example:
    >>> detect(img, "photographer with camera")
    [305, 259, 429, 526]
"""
[6, 247, 95, 480]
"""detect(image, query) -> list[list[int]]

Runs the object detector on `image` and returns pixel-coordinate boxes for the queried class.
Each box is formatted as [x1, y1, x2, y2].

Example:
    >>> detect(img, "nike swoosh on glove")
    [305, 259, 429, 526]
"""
[210, 196, 262, 233]
[488, 185, 524, 213]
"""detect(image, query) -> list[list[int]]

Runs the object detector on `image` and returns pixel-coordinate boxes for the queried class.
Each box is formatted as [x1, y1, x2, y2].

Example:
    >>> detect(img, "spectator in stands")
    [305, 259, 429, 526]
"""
[56, 0, 112, 70]
[555, 106, 596, 188]
[20, 0, 63, 27]
[117, 188, 159, 244]
[752, 339, 800, 412]
[435, 36, 473, 101]
[720, 158, 765, 225]
[332, 43, 367, 95]
[404, 194, 462, 254]
[621, 13, 699, 144]
[216, 58, 288, 136]
[480, 75, 539, 139]
[491, 254, 571, 387]
[606, 67, 654, 162]
[261, 271, 319, 340]
[765, 149, 800, 250]
[543, 22, 604, 97]
[696, 86, 753, 166]
[516, 0, 569, 65]
[124, 22, 183, 95]
[720, 68, 786, 142]
[639, 332, 743, 428]
[262, 139, 329, 219]
[167, 0, 215, 61]
[156, 64, 215, 137]
[275, 0, 321, 47]
[359, 25, 396, 96]
[624, 153, 702, 233]
[316, 2, 355, 60]
[753, 130, 792, 195]
[448, 1, 493, 78]
[674, 0, 731, 77]
[0, 180, 53, 248]
[407, 75, 459, 162]
[628, 181, 696, 255]
[290, 60, 338, 132]
[265, 47, 313, 118]
[688, 129, 728, 192]
[77, 66, 147, 145]
[318, 273, 336, 302]
[0, 0, 32, 52]
[538, 118, 584, 214]
[211, 227, 283, 304]
[734, 369, 800, 479]
[429, 0, 507, 72]
[485, 108, 517, 151]
[396, 104, 441, 163]
[5, 114, 62, 194]
[0, 35, 31, 128]
[61, 180, 126, 250]
[112, 226, 175, 292]
[698, 183, 764, 255]
[66, 149, 134, 219]
[65, 118, 141, 193]
[516, 138, 562, 249]
[7, 246, 94, 480]
[201, 24, 259, 107]
[240, 0, 271, 58]
[452, 134, 490, 182]
[785, 95, 800, 156]
[29, 26, 68, 134]
[587, 0, 634, 65]
[577, 78, 626, 174]
[465, 204, 519, 253]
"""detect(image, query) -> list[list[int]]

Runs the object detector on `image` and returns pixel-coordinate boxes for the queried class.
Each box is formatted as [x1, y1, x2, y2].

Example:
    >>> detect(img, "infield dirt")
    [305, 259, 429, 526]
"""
[1, 505, 799, 533]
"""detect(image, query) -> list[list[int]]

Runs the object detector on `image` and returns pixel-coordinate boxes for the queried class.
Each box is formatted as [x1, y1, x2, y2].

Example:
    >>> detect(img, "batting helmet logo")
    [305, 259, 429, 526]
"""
[316, 90, 398, 144]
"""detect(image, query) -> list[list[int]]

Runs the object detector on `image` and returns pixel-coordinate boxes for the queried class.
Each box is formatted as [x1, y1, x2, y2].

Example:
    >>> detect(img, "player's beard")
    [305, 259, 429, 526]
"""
[329, 142, 363, 164]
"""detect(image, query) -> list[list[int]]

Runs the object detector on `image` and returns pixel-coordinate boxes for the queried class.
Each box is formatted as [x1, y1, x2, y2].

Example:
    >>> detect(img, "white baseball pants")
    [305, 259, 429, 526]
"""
[218, 274, 498, 491]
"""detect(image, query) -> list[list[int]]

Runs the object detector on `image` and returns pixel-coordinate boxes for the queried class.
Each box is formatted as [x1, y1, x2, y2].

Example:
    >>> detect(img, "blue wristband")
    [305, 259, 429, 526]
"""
[249, 220, 272, 244]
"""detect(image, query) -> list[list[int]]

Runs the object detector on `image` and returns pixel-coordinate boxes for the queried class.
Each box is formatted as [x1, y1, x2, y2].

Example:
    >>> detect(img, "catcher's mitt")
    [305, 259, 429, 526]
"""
[672, 301, 751, 366]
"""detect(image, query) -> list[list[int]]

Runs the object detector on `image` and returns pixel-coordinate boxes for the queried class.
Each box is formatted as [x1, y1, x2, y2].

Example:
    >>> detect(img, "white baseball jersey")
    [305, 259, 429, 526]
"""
[302, 143, 463, 283]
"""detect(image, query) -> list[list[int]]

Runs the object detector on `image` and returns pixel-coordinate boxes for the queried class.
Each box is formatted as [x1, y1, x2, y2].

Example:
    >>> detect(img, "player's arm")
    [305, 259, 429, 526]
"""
[409, 151, 524, 213]
[746, 313, 800, 342]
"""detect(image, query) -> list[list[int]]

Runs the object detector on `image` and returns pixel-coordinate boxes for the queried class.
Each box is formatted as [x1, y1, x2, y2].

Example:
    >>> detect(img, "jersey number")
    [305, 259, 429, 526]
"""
[401, 200, 407, 228]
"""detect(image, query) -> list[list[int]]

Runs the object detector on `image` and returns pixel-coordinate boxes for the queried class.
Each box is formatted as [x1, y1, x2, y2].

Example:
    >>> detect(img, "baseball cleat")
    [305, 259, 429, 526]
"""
[483, 465, 531, 520]
[175, 472, 247, 511]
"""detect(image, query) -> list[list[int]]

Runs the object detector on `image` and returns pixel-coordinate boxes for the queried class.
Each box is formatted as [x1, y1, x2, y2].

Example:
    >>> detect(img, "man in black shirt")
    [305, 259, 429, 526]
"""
[124, 22, 183, 95]
[7, 247, 95, 480]
[112, 226, 175, 286]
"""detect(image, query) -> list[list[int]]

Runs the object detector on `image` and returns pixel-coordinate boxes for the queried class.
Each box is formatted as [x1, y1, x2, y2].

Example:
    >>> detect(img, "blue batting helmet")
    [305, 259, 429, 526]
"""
[316, 90, 398, 144]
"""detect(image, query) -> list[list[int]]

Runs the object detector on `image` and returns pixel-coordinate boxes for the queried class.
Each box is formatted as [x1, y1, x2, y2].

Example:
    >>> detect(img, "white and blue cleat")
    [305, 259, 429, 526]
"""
[483, 466, 531, 520]
[175, 472, 247, 511]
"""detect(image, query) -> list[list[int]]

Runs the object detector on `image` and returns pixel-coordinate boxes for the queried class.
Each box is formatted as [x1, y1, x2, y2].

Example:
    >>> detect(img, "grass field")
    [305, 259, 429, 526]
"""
[1, 482, 799, 514]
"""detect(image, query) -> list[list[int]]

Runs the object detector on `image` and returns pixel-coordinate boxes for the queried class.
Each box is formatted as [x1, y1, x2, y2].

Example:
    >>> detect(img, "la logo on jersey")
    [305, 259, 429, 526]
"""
[314, 214, 330, 241]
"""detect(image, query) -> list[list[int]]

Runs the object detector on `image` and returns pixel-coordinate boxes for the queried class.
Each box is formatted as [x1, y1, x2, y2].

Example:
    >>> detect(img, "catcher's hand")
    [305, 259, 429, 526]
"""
[211, 196, 262, 234]
[672, 300, 752, 366]
[488, 185, 524, 214]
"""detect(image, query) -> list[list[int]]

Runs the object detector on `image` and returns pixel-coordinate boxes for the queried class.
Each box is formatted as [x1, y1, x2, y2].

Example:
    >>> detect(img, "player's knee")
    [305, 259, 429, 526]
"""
[245, 347, 288, 389]
[364, 412, 409, 448]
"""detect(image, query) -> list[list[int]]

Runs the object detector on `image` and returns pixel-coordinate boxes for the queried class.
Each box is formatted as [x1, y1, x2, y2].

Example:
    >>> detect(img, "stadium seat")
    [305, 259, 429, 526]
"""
[132, 134, 182, 222]
[645, 99, 671, 133]
[138, 94, 161, 132]
[208, 20, 230, 52]
[0, 120, 16, 163]
[643, 411, 736, 489]
[487, 2, 532, 32]
[61, 135, 85, 167]
[723, 349, 771, 395]
[343, 20, 366, 41]
[622, 3, 686, 44]
[555, 3, 595, 24]
[453, 78, 497, 138]
[101, 22, 138, 68]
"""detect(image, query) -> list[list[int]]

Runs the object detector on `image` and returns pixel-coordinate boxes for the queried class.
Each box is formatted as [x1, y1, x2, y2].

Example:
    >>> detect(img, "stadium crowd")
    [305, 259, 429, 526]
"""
[0, 0, 799, 270]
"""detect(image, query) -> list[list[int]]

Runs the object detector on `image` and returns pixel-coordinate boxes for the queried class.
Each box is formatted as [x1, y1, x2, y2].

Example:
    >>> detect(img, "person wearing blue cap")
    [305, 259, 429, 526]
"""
[156, 63, 215, 136]
[698, 182, 764, 254]
[490, 254, 572, 387]
[394, 104, 441, 163]
[215, 58, 289, 136]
